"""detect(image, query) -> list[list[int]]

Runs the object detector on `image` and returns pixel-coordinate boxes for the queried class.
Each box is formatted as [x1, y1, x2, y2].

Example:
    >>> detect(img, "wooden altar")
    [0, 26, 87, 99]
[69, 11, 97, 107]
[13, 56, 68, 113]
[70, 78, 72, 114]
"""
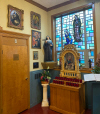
[50, 44, 85, 114]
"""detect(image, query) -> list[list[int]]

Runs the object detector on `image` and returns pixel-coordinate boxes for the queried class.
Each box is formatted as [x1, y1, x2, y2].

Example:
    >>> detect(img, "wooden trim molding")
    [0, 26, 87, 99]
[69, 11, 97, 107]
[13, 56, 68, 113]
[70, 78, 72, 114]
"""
[25, 0, 47, 11]
[47, 0, 79, 11]
[92, 3, 97, 63]
[25, 0, 80, 12]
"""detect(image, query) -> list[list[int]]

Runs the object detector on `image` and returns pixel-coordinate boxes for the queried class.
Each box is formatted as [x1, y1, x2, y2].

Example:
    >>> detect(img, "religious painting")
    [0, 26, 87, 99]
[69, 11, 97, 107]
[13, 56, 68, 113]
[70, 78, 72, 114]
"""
[31, 11, 41, 30]
[33, 51, 38, 60]
[64, 53, 75, 70]
[33, 62, 39, 69]
[73, 15, 82, 42]
[32, 30, 41, 49]
[8, 5, 24, 30]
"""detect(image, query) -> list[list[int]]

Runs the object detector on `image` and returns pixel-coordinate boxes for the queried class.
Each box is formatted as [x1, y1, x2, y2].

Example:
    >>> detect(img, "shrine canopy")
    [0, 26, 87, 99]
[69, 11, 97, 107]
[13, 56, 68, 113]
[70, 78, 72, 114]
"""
[60, 44, 81, 79]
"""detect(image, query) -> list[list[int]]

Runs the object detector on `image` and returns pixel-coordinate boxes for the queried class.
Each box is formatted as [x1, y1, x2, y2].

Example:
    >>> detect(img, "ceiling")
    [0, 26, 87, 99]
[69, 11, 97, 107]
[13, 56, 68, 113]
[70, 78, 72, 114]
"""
[32, 0, 70, 8]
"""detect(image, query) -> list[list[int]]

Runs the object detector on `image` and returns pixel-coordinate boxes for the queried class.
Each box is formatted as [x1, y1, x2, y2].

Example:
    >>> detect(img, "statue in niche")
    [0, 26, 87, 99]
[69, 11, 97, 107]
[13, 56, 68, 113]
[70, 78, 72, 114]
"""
[65, 29, 73, 45]
[64, 53, 75, 70]
[44, 36, 53, 62]
[73, 15, 82, 42]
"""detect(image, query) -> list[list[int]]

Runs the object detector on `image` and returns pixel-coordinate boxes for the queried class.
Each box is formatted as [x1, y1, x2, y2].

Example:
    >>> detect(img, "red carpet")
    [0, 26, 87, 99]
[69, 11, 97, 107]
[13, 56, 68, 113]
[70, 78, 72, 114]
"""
[20, 103, 91, 114]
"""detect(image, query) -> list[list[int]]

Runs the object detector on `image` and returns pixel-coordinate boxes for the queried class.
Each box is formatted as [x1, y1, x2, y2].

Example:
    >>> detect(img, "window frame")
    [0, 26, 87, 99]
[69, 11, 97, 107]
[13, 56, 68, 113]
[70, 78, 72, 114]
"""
[51, 3, 97, 72]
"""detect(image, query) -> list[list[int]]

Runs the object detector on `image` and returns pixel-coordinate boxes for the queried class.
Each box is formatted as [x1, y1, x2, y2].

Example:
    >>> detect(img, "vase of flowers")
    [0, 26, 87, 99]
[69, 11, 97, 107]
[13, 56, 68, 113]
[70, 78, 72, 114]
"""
[40, 66, 51, 84]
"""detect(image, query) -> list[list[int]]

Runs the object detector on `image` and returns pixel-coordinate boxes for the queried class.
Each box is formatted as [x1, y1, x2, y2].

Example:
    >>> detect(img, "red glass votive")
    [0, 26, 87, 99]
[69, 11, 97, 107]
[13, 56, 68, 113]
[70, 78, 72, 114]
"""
[80, 79, 82, 83]
[66, 78, 68, 81]
[72, 83, 74, 86]
[59, 77, 61, 80]
[68, 82, 71, 86]
[75, 79, 77, 82]
[55, 77, 57, 79]
[62, 81, 64, 85]
[62, 77, 64, 80]
[67, 78, 69, 81]
[77, 79, 79, 82]
[74, 83, 76, 87]
[64, 77, 66, 80]
[70, 78, 72, 81]
[66, 82, 68, 85]
[71, 83, 73, 86]
[77, 84, 79, 87]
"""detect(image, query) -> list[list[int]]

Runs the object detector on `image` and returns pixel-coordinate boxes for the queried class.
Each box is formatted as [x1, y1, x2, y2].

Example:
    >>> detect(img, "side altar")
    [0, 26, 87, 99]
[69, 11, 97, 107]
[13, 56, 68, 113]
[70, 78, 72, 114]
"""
[50, 44, 85, 114]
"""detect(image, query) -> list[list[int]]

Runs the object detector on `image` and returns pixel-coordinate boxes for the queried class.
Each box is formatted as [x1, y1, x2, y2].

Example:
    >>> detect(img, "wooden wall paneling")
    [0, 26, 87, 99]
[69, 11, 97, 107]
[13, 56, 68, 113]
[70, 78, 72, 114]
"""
[92, 3, 97, 63]
[53, 87, 57, 107]
[50, 83, 85, 114]
[64, 89, 70, 112]
[70, 91, 76, 113]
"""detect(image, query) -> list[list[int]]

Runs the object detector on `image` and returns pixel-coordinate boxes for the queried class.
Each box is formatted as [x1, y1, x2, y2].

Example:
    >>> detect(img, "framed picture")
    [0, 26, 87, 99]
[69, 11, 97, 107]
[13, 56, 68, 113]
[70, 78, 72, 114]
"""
[32, 30, 41, 49]
[30, 11, 41, 30]
[33, 51, 38, 60]
[33, 62, 39, 69]
[8, 5, 24, 30]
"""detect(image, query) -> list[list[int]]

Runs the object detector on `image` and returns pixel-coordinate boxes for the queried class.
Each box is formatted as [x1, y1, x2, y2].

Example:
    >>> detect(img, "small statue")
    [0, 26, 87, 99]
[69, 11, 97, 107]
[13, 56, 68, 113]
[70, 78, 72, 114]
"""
[44, 36, 53, 62]
[88, 59, 92, 68]
[65, 29, 73, 45]
[73, 15, 82, 42]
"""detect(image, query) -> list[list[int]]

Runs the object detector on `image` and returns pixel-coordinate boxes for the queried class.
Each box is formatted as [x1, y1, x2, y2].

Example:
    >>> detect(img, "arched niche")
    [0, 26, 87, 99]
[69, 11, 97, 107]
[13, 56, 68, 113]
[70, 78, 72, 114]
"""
[60, 44, 81, 79]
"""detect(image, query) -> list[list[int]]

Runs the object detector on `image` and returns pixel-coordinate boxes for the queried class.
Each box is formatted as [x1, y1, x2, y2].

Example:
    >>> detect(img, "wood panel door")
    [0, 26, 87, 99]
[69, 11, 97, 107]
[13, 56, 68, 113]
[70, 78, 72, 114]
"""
[2, 45, 29, 114]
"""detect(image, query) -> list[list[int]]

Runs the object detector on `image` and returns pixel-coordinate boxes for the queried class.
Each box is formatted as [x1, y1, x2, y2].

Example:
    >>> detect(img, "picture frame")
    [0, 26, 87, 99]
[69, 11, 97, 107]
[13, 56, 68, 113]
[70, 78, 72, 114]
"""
[32, 30, 41, 49]
[8, 5, 24, 30]
[30, 11, 41, 30]
[33, 62, 39, 69]
[33, 51, 38, 60]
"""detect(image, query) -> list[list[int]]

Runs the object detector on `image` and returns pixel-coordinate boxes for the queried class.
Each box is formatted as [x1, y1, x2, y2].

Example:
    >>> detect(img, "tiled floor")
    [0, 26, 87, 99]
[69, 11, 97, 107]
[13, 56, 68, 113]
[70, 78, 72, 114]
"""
[20, 103, 91, 114]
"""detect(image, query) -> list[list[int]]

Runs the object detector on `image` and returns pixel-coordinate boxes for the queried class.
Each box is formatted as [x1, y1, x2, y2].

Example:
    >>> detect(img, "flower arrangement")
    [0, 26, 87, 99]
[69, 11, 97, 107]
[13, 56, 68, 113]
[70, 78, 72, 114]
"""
[40, 66, 51, 82]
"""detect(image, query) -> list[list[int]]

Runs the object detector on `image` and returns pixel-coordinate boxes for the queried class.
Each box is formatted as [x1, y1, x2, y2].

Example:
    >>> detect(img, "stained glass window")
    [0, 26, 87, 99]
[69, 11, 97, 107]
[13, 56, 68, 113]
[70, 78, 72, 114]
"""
[56, 8, 95, 68]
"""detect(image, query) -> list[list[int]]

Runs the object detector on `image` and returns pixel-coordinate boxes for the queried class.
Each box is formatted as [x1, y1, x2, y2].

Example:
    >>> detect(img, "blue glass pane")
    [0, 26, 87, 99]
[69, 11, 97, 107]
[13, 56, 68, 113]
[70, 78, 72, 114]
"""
[91, 51, 94, 56]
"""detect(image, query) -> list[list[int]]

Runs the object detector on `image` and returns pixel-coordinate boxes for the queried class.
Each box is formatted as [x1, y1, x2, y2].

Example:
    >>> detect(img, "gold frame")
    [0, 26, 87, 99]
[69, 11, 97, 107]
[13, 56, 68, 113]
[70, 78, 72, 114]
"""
[8, 5, 24, 30]
[60, 44, 81, 79]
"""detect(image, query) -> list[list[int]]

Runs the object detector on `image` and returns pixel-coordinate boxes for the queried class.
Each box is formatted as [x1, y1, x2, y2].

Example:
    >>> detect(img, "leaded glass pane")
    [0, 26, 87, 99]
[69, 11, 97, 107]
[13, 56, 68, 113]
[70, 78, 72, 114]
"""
[79, 52, 85, 66]
[55, 8, 94, 67]
[62, 11, 85, 50]
[57, 52, 60, 65]
[56, 17, 62, 51]
[88, 51, 94, 67]
[85, 8, 94, 50]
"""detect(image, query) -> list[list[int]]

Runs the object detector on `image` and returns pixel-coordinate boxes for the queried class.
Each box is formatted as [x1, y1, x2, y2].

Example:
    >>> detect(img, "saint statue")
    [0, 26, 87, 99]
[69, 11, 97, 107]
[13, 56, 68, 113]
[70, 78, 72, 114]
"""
[73, 15, 82, 42]
[44, 36, 53, 62]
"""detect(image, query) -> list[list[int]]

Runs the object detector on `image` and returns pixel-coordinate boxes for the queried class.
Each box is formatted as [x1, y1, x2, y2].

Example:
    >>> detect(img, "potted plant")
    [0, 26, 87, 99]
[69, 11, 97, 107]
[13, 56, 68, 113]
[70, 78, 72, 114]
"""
[91, 65, 100, 74]
[40, 66, 51, 84]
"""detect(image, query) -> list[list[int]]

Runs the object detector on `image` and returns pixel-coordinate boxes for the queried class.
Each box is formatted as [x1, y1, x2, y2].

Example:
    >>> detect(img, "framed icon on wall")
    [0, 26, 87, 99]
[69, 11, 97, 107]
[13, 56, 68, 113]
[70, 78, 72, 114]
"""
[33, 62, 39, 69]
[8, 5, 24, 30]
[33, 51, 38, 60]
[30, 11, 41, 30]
[32, 30, 41, 49]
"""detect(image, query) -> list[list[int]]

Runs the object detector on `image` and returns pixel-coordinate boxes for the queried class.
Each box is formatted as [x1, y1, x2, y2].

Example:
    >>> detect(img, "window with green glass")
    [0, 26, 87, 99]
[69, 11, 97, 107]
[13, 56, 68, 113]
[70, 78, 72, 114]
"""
[55, 8, 94, 68]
